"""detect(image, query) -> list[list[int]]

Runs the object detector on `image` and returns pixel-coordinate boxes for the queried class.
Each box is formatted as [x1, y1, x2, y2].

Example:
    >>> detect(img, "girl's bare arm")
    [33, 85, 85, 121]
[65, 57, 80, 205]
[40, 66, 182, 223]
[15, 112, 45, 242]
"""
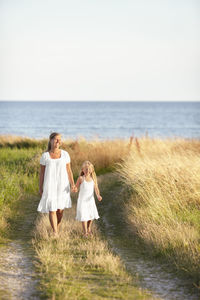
[94, 182, 102, 201]
[75, 176, 83, 191]
[39, 165, 45, 196]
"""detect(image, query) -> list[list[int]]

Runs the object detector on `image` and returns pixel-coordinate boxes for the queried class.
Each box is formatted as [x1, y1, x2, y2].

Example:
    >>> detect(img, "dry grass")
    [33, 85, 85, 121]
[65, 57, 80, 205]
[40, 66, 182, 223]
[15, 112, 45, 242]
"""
[117, 137, 200, 280]
[64, 138, 130, 176]
[33, 206, 151, 299]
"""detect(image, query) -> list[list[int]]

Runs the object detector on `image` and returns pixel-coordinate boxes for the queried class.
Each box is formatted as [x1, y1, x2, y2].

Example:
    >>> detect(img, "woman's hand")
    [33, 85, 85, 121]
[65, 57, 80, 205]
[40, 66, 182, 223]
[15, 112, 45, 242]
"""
[39, 188, 43, 197]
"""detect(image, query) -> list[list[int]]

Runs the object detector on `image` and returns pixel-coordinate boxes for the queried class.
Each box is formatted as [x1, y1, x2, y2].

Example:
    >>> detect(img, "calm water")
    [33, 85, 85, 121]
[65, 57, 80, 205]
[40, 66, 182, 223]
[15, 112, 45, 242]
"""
[0, 101, 199, 139]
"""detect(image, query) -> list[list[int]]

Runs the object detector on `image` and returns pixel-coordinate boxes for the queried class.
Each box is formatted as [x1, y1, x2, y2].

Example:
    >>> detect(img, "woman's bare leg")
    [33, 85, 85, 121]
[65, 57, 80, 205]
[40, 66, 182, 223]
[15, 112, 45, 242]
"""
[56, 209, 64, 230]
[82, 221, 88, 235]
[87, 220, 93, 234]
[49, 211, 58, 234]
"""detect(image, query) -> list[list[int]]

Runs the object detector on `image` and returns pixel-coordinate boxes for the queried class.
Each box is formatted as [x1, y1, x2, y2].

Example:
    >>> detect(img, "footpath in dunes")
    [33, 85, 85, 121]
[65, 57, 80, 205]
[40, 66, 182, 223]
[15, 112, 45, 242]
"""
[0, 174, 199, 299]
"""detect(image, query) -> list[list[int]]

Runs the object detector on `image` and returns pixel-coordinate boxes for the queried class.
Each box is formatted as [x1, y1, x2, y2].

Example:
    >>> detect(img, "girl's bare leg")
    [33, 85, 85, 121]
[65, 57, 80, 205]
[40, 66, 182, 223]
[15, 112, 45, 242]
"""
[87, 220, 93, 234]
[56, 209, 64, 230]
[49, 211, 58, 234]
[82, 221, 88, 235]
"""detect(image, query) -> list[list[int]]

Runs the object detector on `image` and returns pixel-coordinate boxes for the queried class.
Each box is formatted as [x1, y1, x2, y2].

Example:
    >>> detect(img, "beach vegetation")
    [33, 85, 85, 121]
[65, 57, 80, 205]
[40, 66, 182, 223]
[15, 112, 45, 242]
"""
[117, 137, 200, 281]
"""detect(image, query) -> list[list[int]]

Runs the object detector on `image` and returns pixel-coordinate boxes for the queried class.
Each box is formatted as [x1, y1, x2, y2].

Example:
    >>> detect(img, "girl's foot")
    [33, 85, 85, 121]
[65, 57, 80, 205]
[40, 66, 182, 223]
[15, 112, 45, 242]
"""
[88, 230, 93, 236]
[83, 232, 88, 238]
[52, 231, 59, 238]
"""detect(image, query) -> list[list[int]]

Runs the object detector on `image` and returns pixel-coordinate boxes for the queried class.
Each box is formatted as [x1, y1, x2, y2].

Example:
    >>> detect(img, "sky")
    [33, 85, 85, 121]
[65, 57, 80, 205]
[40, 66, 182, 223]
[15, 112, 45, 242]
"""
[0, 0, 199, 101]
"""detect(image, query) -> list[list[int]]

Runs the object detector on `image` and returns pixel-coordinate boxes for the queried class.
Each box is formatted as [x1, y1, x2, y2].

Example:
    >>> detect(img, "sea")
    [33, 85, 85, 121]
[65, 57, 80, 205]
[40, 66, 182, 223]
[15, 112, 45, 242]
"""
[0, 101, 199, 140]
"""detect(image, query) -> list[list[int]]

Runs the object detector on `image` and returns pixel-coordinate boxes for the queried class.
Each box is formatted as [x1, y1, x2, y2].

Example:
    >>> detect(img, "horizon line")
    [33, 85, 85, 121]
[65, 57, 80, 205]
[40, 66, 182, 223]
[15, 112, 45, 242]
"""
[0, 99, 200, 102]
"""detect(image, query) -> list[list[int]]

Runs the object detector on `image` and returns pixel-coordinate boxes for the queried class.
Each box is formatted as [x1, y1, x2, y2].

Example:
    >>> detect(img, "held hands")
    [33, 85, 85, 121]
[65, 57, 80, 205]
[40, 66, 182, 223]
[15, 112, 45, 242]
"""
[71, 185, 78, 193]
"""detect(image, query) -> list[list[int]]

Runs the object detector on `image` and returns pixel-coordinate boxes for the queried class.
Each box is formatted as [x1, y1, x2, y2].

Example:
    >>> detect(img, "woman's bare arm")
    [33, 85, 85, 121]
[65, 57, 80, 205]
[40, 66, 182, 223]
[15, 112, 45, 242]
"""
[66, 163, 75, 190]
[39, 165, 45, 196]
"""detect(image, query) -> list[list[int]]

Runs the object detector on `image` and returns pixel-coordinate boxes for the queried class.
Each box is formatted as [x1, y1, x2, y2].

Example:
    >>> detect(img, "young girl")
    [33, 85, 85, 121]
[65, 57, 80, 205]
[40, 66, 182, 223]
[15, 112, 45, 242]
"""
[75, 161, 102, 236]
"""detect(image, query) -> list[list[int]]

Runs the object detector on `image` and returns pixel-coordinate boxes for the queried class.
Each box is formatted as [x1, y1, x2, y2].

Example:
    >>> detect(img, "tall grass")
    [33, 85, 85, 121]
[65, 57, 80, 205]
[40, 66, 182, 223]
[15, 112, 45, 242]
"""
[0, 147, 39, 241]
[117, 137, 200, 281]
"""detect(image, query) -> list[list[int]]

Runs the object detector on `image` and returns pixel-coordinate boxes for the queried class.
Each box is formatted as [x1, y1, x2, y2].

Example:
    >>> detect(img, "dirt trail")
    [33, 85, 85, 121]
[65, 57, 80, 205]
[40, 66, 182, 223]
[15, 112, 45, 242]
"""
[98, 174, 200, 300]
[0, 196, 45, 300]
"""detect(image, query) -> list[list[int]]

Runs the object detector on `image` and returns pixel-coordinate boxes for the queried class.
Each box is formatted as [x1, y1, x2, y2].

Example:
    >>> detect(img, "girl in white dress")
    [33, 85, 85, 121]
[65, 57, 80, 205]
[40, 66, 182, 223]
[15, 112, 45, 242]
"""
[75, 161, 102, 236]
[38, 132, 76, 236]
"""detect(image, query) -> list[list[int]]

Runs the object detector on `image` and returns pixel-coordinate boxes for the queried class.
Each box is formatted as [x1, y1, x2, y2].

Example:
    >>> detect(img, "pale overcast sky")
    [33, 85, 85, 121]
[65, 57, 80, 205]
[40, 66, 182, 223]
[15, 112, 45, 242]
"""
[0, 0, 199, 101]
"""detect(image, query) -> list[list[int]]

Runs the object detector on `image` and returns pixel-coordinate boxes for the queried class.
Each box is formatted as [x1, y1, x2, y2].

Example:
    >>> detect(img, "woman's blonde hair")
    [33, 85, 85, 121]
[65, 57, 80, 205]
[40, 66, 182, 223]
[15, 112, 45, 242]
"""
[46, 132, 61, 151]
[80, 161, 97, 185]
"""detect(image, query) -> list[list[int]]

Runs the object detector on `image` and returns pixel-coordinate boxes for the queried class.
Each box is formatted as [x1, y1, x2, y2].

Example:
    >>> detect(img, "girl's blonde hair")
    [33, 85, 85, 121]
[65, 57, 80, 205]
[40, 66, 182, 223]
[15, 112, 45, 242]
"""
[80, 161, 97, 185]
[46, 132, 61, 151]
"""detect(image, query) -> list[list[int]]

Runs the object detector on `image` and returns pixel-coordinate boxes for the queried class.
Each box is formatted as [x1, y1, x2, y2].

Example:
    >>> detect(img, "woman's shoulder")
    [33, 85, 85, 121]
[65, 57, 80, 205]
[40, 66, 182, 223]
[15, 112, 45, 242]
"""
[61, 149, 70, 156]
[61, 149, 69, 154]
[41, 151, 48, 157]
[61, 150, 71, 162]
[40, 151, 49, 165]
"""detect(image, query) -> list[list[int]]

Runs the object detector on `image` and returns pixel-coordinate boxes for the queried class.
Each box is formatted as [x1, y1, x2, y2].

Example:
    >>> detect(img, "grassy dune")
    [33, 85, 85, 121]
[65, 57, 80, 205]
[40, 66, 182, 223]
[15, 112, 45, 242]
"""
[117, 137, 200, 281]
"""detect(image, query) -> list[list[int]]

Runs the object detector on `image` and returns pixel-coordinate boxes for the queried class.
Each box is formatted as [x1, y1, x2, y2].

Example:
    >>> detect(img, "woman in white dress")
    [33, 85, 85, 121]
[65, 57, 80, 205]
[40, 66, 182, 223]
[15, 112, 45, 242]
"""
[75, 161, 102, 236]
[38, 132, 75, 236]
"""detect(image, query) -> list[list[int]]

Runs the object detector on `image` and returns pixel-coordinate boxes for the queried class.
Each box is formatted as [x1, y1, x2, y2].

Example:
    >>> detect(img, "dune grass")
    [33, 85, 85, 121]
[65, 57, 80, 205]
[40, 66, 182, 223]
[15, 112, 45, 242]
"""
[33, 205, 152, 300]
[117, 137, 200, 282]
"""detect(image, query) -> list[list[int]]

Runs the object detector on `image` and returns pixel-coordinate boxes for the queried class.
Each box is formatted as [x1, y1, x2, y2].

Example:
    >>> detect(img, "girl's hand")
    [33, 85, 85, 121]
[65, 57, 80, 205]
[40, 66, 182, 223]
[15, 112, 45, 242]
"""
[97, 195, 102, 201]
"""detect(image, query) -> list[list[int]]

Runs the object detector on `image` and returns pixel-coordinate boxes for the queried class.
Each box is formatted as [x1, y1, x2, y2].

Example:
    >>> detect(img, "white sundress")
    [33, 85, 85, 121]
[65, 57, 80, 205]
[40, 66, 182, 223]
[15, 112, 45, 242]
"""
[37, 150, 72, 213]
[76, 178, 99, 222]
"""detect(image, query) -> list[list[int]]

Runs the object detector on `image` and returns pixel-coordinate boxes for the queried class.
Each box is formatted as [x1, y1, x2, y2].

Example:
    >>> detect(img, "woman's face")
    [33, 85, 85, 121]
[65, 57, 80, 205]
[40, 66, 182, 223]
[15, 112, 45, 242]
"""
[51, 135, 61, 149]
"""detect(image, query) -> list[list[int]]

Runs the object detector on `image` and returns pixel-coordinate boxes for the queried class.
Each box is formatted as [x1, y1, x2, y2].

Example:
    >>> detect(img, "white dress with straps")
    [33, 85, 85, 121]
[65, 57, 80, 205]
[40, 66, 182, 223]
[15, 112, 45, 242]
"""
[76, 178, 99, 222]
[37, 150, 71, 213]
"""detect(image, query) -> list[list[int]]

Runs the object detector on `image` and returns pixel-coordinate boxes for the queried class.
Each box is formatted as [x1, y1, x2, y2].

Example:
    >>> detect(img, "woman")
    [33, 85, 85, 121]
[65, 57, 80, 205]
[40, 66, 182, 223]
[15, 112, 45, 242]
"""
[38, 132, 75, 236]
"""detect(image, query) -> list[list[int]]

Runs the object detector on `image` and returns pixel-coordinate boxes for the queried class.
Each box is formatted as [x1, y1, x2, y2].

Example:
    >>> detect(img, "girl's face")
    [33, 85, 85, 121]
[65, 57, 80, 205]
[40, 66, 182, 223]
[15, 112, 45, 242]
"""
[51, 135, 61, 149]
[83, 164, 92, 176]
